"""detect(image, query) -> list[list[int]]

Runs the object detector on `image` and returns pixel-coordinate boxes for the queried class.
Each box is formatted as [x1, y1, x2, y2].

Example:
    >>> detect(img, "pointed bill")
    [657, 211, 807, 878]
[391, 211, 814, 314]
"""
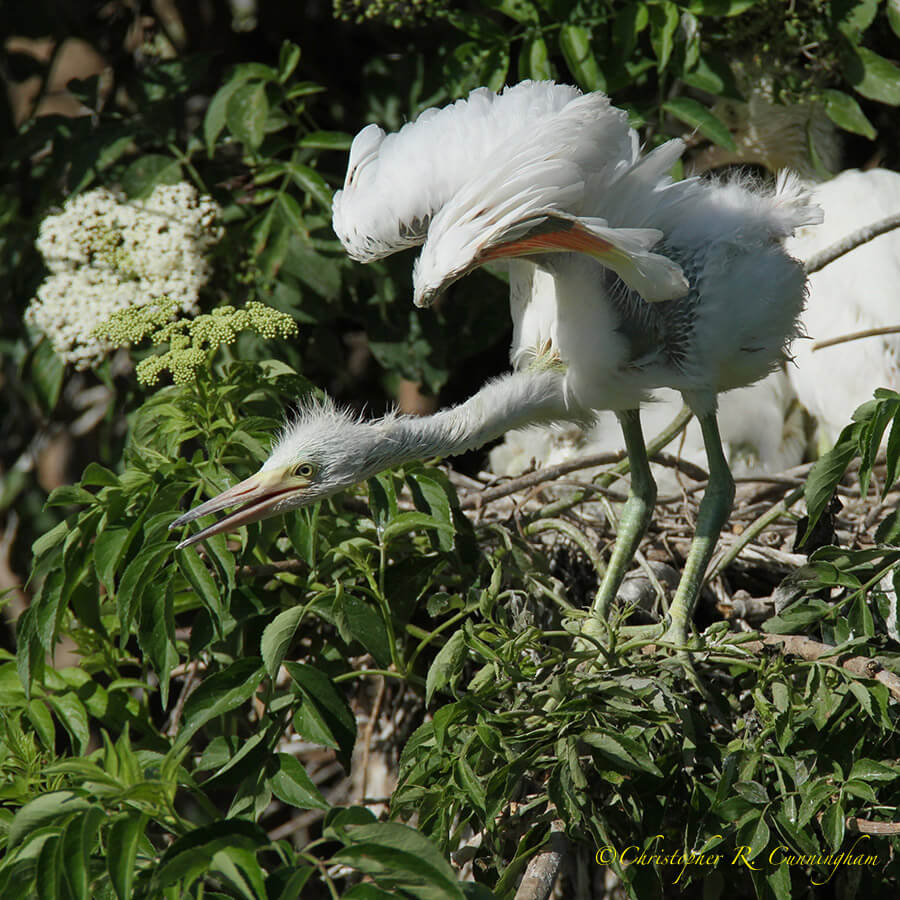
[170, 471, 298, 549]
[477, 214, 689, 302]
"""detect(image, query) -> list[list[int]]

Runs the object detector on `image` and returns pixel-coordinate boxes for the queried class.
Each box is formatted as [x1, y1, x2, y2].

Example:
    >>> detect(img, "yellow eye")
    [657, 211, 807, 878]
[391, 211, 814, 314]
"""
[295, 463, 315, 478]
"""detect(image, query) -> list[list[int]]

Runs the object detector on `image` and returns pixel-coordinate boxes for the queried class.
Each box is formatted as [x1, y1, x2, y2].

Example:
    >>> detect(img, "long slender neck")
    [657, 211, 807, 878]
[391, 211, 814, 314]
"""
[369, 368, 579, 472]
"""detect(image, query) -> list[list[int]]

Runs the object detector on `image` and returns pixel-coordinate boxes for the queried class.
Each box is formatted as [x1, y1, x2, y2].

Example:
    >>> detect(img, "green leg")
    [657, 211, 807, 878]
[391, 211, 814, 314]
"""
[665, 411, 735, 646]
[591, 409, 658, 621]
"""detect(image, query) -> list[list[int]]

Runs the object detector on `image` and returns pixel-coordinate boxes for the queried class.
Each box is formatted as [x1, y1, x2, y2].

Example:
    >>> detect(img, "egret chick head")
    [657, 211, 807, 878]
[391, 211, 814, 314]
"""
[171, 399, 386, 549]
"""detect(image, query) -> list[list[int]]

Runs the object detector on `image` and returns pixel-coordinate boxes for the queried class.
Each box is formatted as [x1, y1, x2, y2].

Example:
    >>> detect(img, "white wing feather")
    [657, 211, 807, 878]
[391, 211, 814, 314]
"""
[332, 81, 587, 261]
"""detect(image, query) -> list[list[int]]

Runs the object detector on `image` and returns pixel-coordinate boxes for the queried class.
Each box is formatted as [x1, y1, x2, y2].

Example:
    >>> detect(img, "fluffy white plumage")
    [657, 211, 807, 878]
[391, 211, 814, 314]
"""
[177, 81, 820, 645]
[785, 168, 900, 445]
[688, 83, 900, 450]
[335, 82, 819, 418]
[332, 80, 821, 642]
[492, 85, 900, 478]
[333, 82, 585, 261]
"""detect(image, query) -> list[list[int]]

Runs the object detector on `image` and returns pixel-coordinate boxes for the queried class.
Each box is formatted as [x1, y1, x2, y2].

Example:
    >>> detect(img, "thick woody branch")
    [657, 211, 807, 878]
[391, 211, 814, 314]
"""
[514, 820, 569, 900]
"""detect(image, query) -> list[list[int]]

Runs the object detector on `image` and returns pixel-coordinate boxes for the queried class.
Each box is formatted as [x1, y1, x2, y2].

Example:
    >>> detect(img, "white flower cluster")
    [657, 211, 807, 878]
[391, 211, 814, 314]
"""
[26, 182, 222, 370]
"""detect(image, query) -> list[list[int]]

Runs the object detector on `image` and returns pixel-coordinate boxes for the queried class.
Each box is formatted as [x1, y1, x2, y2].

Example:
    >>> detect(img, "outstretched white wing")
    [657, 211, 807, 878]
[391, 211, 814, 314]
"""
[332, 81, 587, 261]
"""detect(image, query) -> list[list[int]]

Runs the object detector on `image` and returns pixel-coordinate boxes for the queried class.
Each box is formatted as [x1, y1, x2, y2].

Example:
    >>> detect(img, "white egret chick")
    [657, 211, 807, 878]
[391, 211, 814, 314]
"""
[174, 82, 820, 648]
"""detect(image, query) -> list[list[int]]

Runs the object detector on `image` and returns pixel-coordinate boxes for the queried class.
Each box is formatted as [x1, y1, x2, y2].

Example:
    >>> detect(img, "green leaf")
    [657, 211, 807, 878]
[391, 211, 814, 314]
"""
[108, 814, 148, 900]
[292, 695, 341, 753]
[843, 779, 877, 802]
[682, 54, 741, 97]
[285, 662, 356, 769]
[382, 511, 454, 545]
[446, 10, 508, 40]
[581, 731, 663, 777]
[121, 155, 182, 198]
[890, 0, 900, 37]
[270, 866, 314, 899]
[834, 0, 879, 36]
[212, 845, 268, 900]
[649, 1, 680, 71]
[46, 485, 97, 507]
[736, 812, 770, 860]
[138, 580, 178, 706]
[177, 548, 225, 625]
[93, 527, 131, 595]
[227, 82, 269, 150]
[261, 606, 306, 679]
[80, 462, 118, 486]
[802, 425, 859, 543]
[484, 0, 539, 24]
[299, 131, 351, 150]
[559, 25, 605, 92]
[798, 778, 835, 826]
[766, 860, 792, 900]
[733, 781, 769, 805]
[229, 62, 279, 82]
[885, 407, 900, 493]
[821, 799, 845, 850]
[26, 698, 55, 752]
[519, 33, 552, 81]
[343, 886, 398, 900]
[339, 593, 393, 668]
[47, 693, 90, 755]
[848, 758, 899, 782]
[822, 89, 876, 139]
[334, 823, 465, 900]
[30, 338, 65, 412]
[612, 1, 648, 58]
[663, 97, 736, 151]
[278, 42, 302, 81]
[845, 46, 900, 106]
[117, 544, 173, 637]
[62, 806, 104, 900]
[204, 79, 245, 155]
[286, 162, 333, 210]
[35, 833, 62, 900]
[31, 520, 69, 562]
[270, 753, 330, 811]
[426, 629, 466, 705]
[175, 659, 265, 751]
[454, 756, 486, 814]
[152, 821, 268, 891]
[8, 792, 89, 849]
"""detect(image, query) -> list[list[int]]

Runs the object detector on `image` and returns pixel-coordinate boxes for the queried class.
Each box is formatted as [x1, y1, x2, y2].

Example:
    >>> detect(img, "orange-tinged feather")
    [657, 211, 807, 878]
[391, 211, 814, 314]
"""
[478, 223, 614, 264]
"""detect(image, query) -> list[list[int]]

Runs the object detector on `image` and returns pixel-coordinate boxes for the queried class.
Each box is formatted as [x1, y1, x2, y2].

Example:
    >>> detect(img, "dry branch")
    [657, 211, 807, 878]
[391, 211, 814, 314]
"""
[514, 820, 569, 900]
[460, 451, 708, 510]
[805, 212, 900, 274]
[846, 817, 900, 836]
[812, 325, 900, 352]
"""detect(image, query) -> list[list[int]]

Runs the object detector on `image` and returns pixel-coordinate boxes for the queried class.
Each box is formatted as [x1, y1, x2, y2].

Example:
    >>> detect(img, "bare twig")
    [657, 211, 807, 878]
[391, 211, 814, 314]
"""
[460, 451, 707, 510]
[237, 559, 308, 578]
[166, 658, 202, 736]
[268, 808, 327, 842]
[846, 817, 900, 836]
[514, 820, 569, 900]
[357, 675, 386, 803]
[812, 325, 900, 352]
[805, 212, 900, 274]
